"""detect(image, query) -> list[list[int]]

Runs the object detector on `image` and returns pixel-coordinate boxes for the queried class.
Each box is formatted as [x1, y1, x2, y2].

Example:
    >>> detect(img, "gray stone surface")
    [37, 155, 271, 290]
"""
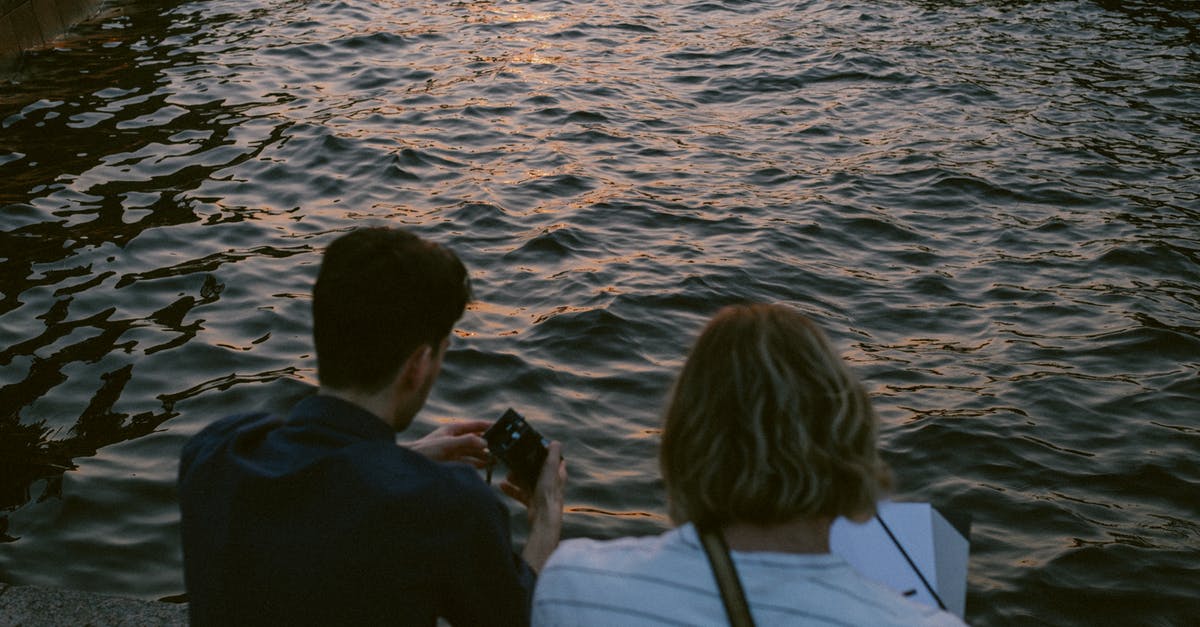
[0, 0, 102, 61]
[0, 583, 187, 626]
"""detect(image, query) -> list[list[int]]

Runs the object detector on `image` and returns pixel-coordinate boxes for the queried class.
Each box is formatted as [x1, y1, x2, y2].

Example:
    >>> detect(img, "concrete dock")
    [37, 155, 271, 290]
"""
[0, 582, 187, 626]
[0, 0, 102, 61]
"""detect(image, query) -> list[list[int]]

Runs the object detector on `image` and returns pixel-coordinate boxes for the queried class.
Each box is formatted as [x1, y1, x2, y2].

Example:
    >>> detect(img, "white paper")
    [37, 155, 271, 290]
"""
[830, 501, 969, 618]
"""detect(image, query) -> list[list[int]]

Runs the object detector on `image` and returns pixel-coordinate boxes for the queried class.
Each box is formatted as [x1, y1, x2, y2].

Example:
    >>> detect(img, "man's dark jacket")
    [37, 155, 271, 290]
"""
[179, 395, 535, 626]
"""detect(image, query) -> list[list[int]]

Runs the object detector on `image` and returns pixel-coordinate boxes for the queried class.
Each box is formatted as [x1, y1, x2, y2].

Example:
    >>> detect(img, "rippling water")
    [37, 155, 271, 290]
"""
[2, 0, 1198, 624]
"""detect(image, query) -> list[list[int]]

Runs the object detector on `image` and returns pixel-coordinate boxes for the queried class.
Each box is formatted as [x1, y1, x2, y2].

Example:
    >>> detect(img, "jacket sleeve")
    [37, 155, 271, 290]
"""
[435, 469, 537, 627]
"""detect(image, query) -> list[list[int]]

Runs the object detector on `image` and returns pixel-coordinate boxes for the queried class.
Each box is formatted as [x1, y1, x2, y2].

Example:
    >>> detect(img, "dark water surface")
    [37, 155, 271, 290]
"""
[2, 0, 1198, 624]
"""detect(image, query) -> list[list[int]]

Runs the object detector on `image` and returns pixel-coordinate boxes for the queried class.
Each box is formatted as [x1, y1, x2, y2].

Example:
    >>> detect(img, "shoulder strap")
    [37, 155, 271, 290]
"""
[697, 525, 756, 627]
[875, 513, 947, 610]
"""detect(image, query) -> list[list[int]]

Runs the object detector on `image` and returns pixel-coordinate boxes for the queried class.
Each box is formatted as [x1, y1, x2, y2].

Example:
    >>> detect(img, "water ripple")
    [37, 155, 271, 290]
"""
[1, 0, 1198, 623]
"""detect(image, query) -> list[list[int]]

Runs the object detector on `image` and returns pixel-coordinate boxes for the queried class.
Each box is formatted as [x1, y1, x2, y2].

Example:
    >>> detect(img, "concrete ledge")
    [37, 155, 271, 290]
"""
[0, 583, 187, 626]
[0, 0, 102, 61]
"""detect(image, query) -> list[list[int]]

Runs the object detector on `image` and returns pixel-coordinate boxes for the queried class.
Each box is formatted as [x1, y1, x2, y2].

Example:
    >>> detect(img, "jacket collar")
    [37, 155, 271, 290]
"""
[286, 394, 396, 442]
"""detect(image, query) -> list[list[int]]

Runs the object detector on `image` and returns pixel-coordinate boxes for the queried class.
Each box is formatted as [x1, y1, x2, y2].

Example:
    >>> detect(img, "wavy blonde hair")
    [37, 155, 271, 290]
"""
[660, 303, 891, 527]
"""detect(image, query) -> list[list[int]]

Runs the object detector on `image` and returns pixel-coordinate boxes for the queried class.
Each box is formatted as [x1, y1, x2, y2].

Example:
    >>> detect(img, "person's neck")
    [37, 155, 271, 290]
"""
[318, 385, 409, 431]
[719, 517, 833, 554]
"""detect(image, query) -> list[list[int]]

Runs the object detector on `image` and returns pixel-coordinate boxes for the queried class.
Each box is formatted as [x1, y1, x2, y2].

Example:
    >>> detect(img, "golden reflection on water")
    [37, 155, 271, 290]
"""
[568, 506, 665, 521]
[508, 52, 563, 65]
[462, 1, 554, 26]
[464, 299, 532, 337]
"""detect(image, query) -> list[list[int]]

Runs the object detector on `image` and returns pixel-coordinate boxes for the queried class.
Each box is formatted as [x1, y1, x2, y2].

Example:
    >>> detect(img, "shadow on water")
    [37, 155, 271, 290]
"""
[0, 0, 272, 539]
[0, 365, 176, 542]
[912, 0, 1198, 44]
[1092, 0, 1200, 43]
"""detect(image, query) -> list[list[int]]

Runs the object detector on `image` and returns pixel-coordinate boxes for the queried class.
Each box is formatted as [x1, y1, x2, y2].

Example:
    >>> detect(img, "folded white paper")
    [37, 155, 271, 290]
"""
[831, 501, 970, 618]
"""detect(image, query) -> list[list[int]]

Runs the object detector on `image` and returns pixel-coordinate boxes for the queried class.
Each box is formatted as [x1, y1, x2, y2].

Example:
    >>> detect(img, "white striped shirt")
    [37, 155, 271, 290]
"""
[533, 524, 966, 626]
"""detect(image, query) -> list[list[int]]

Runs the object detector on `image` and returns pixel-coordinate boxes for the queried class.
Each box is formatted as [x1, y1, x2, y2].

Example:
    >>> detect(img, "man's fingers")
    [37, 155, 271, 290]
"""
[446, 434, 489, 465]
[541, 441, 565, 481]
[439, 419, 492, 436]
[451, 433, 487, 451]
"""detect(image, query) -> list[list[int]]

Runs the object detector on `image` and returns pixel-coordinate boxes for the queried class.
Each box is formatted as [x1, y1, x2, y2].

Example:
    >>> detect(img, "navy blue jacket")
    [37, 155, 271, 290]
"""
[179, 395, 535, 626]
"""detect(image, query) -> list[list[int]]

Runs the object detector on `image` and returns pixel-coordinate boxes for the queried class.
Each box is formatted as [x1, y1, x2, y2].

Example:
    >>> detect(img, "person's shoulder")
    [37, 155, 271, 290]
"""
[352, 445, 493, 501]
[181, 412, 277, 461]
[544, 529, 685, 574]
[353, 443, 481, 481]
[534, 530, 710, 626]
[193, 411, 277, 441]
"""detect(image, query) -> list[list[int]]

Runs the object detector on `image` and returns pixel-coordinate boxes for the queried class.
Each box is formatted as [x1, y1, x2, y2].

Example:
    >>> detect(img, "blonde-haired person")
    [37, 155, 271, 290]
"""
[532, 303, 965, 626]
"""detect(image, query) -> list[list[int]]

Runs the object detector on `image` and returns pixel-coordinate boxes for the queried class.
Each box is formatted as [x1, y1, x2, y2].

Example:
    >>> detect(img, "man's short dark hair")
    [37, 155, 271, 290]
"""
[313, 227, 471, 392]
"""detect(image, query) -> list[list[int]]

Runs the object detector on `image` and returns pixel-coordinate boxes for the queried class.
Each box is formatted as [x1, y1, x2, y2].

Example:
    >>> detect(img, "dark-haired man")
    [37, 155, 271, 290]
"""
[179, 227, 566, 626]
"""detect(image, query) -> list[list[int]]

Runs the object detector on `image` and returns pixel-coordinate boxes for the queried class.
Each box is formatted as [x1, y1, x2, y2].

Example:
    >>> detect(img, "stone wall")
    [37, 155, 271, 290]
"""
[0, 0, 102, 61]
[0, 583, 189, 626]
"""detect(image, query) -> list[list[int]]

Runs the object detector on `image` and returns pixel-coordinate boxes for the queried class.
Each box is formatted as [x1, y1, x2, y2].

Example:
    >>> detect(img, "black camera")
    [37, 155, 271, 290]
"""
[483, 408, 549, 489]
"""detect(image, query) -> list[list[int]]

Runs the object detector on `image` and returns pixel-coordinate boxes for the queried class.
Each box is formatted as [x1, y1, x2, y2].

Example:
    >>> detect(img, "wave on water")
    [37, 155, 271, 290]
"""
[1, 0, 1198, 623]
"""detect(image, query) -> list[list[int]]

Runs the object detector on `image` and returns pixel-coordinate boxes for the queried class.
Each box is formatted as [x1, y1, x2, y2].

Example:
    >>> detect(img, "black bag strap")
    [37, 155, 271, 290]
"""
[697, 525, 756, 627]
[876, 513, 947, 610]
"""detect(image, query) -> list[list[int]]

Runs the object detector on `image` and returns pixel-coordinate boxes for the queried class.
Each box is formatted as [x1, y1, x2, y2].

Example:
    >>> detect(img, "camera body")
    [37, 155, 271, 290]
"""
[483, 408, 549, 489]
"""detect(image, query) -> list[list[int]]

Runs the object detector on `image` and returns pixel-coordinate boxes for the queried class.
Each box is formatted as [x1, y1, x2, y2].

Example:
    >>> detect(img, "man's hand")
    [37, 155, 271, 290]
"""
[500, 441, 566, 572]
[408, 420, 492, 468]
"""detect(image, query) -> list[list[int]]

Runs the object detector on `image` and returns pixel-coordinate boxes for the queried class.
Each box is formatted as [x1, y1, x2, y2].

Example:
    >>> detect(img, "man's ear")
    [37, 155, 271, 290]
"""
[396, 344, 434, 392]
